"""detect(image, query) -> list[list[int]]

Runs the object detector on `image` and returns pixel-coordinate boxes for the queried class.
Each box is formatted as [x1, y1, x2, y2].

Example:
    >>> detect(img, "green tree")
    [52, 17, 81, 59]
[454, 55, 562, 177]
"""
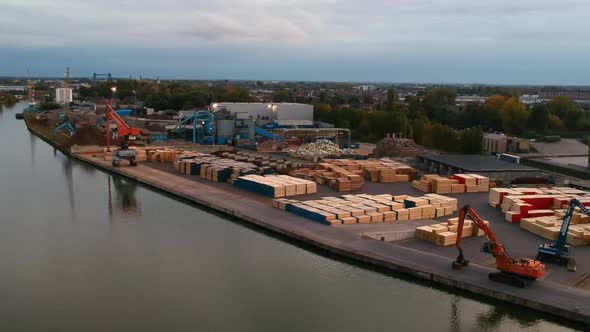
[386, 88, 396, 112]
[422, 87, 457, 118]
[499, 97, 528, 135]
[547, 96, 577, 119]
[460, 127, 484, 154]
[528, 104, 549, 131]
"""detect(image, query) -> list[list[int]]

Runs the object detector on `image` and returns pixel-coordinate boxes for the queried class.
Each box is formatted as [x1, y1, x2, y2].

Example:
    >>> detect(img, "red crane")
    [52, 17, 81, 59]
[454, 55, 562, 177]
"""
[105, 105, 141, 152]
[453, 205, 545, 287]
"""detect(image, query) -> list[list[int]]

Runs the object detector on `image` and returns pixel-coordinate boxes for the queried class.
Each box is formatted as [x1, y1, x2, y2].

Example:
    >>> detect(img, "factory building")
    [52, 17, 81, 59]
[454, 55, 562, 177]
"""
[211, 102, 313, 123]
[55, 88, 73, 104]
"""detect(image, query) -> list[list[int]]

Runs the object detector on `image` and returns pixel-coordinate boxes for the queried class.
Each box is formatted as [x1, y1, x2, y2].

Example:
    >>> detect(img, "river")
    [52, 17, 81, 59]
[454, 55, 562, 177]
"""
[0, 101, 580, 331]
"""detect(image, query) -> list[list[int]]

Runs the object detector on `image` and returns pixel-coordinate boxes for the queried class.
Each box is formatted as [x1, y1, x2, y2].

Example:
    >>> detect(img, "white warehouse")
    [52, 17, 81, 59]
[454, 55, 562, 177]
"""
[210, 102, 313, 122]
[55, 88, 73, 104]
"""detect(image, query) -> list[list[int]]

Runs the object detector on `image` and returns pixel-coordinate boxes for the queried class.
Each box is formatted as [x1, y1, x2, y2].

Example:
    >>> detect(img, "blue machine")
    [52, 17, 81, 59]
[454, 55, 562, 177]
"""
[116, 109, 133, 117]
[175, 110, 214, 144]
[52, 121, 76, 139]
[537, 198, 590, 272]
[23, 106, 42, 115]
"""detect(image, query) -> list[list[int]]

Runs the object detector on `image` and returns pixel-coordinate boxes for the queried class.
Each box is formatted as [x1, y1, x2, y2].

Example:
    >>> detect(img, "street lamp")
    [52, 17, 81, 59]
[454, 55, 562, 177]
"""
[111, 86, 117, 107]
[133, 90, 138, 120]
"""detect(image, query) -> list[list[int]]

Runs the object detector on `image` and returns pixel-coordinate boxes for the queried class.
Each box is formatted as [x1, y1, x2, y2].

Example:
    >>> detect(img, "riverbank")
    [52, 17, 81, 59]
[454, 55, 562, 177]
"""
[23, 117, 590, 326]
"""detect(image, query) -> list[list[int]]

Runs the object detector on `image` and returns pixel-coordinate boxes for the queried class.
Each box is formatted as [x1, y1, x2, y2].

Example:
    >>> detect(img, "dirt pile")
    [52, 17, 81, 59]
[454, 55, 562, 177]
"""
[67, 126, 105, 147]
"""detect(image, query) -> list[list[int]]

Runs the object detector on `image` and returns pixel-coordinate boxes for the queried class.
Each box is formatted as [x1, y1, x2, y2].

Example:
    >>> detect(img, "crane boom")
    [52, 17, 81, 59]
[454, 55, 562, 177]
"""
[105, 105, 141, 151]
[453, 205, 545, 287]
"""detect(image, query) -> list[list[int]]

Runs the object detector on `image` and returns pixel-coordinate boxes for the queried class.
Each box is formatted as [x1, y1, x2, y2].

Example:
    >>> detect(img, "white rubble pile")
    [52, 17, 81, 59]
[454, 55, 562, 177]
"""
[288, 139, 353, 156]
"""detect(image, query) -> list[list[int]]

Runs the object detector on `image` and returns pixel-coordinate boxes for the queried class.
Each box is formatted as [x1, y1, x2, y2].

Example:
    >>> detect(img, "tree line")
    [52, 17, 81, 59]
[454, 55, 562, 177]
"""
[79, 80, 253, 110]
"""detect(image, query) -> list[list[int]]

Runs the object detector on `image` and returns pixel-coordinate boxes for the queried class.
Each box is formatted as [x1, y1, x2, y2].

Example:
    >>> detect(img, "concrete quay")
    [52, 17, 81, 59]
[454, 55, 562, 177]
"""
[70, 152, 590, 326]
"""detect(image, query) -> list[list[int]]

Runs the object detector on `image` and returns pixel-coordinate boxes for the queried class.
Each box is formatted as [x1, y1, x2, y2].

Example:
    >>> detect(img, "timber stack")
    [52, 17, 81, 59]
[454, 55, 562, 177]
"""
[412, 174, 489, 193]
[274, 193, 457, 226]
[415, 217, 488, 246]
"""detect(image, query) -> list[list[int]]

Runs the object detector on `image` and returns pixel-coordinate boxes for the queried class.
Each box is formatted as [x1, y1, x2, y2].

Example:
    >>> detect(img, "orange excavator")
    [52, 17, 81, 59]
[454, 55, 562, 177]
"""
[105, 105, 142, 167]
[452, 205, 546, 287]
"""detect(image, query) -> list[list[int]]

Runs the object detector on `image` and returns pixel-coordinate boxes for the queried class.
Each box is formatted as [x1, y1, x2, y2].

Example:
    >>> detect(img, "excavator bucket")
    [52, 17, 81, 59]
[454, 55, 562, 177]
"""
[452, 250, 469, 270]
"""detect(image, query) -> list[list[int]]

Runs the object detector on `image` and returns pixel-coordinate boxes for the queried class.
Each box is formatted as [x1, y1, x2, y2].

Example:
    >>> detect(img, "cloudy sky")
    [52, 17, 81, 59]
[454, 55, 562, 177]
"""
[1, 0, 589, 84]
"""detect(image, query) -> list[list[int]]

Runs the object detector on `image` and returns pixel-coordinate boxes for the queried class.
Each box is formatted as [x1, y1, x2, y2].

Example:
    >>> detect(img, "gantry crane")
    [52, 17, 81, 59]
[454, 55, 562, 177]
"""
[453, 205, 546, 287]
[105, 105, 142, 167]
[537, 198, 589, 272]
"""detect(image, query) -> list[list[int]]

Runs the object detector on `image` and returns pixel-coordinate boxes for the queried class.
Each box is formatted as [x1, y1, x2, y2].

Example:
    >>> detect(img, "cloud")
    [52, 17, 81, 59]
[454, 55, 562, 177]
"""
[1, 0, 590, 83]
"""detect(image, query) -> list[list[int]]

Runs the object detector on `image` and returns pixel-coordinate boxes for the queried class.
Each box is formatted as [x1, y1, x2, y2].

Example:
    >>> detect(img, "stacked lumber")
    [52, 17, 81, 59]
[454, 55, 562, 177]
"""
[291, 162, 364, 192]
[146, 148, 184, 163]
[521, 214, 590, 246]
[488, 187, 590, 223]
[322, 158, 416, 183]
[416, 218, 488, 246]
[274, 193, 456, 226]
[216, 151, 302, 170]
[412, 174, 489, 194]
[174, 153, 267, 183]
[290, 158, 415, 191]
[233, 175, 317, 198]
[373, 138, 431, 157]
[256, 139, 287, 152]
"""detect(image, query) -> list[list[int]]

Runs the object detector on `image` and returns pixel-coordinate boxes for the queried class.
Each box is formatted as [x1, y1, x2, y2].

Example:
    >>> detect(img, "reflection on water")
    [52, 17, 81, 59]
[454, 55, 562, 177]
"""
[108, 175, 141, 221]
[61, 155, 77, 221]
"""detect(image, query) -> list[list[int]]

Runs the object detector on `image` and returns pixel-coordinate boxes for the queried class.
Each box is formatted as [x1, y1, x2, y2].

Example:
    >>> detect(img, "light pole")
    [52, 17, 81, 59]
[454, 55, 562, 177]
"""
[111, 86, 117, 107]
[133, 90, 137, 120]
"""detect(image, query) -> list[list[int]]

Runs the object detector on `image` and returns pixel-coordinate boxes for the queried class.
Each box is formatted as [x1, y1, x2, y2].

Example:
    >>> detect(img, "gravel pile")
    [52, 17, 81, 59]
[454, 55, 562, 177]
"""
[288, 139, 352, 157]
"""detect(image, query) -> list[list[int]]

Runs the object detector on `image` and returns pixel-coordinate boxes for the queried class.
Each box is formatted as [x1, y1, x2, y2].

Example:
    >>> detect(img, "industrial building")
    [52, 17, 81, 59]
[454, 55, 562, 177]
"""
[211, 102, 313, 123]
[56, 88, 73, 104]
[539, 89, 590, 102]
[483, 133, 529, 155]
[196, 102, 351, 147]
[417, 154, 541, 182]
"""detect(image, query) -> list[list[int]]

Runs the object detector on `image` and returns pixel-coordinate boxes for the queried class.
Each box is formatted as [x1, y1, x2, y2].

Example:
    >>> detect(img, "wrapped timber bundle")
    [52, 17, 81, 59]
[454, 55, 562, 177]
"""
[233, 175, 317, 198]
[273, 193, 456, 226]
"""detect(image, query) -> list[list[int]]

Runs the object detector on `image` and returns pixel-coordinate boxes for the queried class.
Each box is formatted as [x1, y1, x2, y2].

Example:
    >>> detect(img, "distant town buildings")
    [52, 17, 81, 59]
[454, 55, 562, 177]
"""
[355, 85, 376, 92]
[539, 89, 590, 102]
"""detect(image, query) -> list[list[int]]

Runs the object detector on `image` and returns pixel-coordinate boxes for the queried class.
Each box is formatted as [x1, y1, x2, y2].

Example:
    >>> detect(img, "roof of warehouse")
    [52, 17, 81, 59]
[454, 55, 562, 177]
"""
[419, 154, 539, 172]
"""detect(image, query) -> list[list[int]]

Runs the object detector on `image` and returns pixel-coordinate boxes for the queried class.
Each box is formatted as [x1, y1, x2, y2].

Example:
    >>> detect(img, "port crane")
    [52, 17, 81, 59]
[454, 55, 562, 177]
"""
[453, 205, 546, 287]
[537, 198, 589, 272]
[105, 105, 141, 167]
[53, 67, 77, 139]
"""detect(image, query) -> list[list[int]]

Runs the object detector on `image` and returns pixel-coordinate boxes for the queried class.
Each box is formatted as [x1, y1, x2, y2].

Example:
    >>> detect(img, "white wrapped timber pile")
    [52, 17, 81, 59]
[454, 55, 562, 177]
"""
[233, 175, 317, 198]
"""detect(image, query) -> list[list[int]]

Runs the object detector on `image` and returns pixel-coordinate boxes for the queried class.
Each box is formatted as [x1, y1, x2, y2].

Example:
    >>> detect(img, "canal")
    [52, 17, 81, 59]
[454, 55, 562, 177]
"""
[0, 101, 579, 331]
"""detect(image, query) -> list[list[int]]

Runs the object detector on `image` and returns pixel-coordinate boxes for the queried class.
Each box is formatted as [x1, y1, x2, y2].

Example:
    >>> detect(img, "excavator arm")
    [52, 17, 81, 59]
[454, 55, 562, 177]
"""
[453, 205, 509, 269]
